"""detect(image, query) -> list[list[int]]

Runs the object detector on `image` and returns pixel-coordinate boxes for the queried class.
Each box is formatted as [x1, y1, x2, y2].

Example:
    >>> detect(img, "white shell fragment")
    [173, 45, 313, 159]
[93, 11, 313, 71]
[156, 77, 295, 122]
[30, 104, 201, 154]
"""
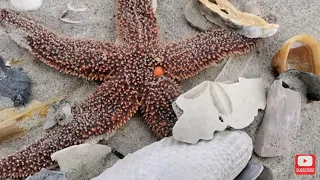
[254, 80, 301, 157]
[244, 2, 262, 16]
[185, 0, 215, 31]
[189, 0, 279, 38]
[92, 130, 253, 180]
[10, 0, 42, 11]
[51, 143, 112, 180]
[60, 2, 88, 24]
[172, 77, 266, 144]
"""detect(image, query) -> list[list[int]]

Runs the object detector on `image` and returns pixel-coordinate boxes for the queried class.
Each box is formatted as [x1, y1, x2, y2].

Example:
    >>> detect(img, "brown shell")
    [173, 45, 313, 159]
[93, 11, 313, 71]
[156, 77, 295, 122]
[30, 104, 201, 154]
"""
[271, 34, 320, 75]
[198, 0, 278, 38]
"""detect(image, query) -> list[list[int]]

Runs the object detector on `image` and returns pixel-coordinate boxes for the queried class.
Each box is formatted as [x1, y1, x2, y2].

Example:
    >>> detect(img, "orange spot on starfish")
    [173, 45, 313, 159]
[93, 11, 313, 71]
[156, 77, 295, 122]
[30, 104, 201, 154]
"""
[154, 66, 164, 77]
[91, 128, 97, 133]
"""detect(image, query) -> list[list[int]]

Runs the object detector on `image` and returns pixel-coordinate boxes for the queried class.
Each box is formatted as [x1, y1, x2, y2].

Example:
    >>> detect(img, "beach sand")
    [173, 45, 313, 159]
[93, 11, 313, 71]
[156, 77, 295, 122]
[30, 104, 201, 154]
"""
[0, 0, 319, 179]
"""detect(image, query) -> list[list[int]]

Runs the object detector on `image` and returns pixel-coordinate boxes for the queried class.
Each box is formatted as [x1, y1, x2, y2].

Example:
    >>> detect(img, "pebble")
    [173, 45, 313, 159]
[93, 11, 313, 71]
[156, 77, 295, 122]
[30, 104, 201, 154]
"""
[0, 56, 31, 107]
[26, 168, 66, 180]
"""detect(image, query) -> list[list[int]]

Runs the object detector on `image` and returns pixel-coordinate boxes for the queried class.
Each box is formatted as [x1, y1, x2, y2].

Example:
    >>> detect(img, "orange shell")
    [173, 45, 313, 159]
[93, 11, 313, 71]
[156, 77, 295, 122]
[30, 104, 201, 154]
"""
[271, 34, 320, 75]
[154, 66, 164, 77]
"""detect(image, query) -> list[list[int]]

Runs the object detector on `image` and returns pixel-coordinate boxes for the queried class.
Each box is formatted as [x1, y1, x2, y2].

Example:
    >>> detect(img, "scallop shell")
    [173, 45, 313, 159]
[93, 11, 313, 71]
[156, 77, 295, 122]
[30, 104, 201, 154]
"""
[198, 0, 279, 38]
[271, 34, 320, 75]
[92, 130, 253, 180]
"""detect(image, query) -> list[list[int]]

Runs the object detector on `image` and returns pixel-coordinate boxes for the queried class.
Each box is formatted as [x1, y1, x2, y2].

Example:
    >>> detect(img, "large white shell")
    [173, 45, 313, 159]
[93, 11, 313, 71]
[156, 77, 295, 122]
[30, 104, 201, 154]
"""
[172, 77, 266, 144]
[92, 130, 253, 180]
[10, 0, 43, 11]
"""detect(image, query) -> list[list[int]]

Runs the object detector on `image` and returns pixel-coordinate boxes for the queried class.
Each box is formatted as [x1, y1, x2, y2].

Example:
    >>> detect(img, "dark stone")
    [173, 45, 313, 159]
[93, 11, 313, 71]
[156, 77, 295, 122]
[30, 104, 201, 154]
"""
[26, 169, 66, 180]
[0, 56, 31, 106]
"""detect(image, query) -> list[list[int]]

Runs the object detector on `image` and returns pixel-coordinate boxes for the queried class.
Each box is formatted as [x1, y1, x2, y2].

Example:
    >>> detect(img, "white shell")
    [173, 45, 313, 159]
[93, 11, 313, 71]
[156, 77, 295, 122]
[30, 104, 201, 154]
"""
[172, 77, 266, 144]
[10, 0, 42, 11]
[51, 144, 112, 180]
[254, 80, 301, 157]
[92, 130, 253, 180]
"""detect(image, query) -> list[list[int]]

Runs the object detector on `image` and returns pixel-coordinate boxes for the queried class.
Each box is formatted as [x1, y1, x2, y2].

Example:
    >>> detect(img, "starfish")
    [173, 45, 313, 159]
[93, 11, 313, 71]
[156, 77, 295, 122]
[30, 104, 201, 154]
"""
[0, 0, 261, 178]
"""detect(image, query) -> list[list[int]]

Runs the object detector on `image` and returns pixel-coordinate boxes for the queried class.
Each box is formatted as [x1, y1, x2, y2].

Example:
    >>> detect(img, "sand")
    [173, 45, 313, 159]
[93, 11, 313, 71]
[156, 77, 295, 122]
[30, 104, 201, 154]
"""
[0, 0, 319, 179]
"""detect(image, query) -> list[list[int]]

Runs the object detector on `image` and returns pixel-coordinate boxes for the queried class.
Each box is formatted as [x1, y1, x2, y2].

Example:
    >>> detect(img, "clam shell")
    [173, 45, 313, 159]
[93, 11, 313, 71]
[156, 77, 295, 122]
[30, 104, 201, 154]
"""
[271, 34, 320, 75]
[92, 130, 253, 180]
[198, 0, 279, 38]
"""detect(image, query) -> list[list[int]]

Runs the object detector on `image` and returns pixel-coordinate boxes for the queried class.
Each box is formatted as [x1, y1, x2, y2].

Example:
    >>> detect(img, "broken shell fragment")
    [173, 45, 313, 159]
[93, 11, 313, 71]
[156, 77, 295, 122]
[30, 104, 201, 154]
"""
[197, 0, 279, 38]
[185, 0, 216, 31]
[244, 2, 262, 16]
[271, 34, 320, 75]
[254, 80, 301, 157]
[10, 0, 42, 11]
[172, 77, 266, 144]
[60, 2, 88, 24]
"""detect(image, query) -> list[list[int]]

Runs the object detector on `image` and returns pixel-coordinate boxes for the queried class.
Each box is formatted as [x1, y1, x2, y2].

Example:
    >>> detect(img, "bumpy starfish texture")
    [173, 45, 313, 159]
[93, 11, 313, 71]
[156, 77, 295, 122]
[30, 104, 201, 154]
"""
[0, 0, 260, 178]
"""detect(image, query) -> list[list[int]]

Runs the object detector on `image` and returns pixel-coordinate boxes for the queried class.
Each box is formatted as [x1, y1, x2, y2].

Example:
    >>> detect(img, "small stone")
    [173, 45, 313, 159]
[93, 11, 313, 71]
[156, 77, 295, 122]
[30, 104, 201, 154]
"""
[51, 143, 112, 180]
[26, 168, 66, 180]
[298, 72, 320, 100]
[0, 56, 31, 107]
[235, 163, 264, 180]
[277, 69, 320, 101]
[257, 165, 274, 180]
[254, 80, 301, 157]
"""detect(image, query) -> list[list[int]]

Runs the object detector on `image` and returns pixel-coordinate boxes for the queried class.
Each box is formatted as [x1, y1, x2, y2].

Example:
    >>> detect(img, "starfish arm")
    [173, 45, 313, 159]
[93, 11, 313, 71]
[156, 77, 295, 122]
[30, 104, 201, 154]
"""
[141, 78, 182, 138]
[0, 77, 139, 179]
[162, 28, 260, 80]
[115, 0, 159, 46]
[0, 9, 123, 81]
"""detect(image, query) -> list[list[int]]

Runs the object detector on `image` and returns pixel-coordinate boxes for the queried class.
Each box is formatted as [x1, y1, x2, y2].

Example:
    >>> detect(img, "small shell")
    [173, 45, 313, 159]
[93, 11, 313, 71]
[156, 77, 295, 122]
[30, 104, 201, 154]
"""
[198, 0, 279, 38]
[10, 0, 42, 11]
[271, 34, 320, 75]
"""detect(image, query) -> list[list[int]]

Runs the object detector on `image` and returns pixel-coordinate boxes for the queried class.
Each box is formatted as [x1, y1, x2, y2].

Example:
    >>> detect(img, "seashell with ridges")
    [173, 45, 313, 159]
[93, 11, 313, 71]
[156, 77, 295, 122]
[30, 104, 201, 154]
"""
[197, 0, 279, 38]
[271, 34, 320, 75]
[92, 130, 253, 180]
